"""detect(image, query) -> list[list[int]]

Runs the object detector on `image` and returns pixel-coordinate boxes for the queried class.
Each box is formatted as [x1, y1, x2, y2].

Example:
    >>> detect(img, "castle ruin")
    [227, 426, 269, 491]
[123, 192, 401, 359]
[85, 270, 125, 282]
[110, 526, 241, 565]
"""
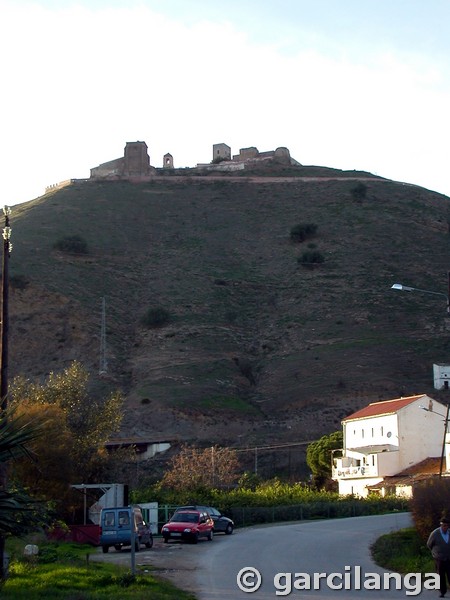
[90, 141, 156, 180]
[87, 140, 299, 182]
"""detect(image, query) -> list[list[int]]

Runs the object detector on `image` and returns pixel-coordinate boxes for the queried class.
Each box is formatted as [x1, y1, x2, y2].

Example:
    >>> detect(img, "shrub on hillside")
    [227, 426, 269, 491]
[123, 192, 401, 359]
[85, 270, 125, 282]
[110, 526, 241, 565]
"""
[298, 250, 325, 266]
[53, 235, 88, 254]
[290, 223, 318, 243]
[410, 478, 450, 541]
[350, 182, 368, 201]
[10, 274, 29, 289]
[141, 306, 171, 328]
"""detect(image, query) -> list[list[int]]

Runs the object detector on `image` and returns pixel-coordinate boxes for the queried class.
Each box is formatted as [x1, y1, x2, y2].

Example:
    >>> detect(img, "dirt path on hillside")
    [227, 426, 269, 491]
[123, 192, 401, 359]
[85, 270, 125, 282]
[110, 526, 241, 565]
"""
[151, 175, 387, 184]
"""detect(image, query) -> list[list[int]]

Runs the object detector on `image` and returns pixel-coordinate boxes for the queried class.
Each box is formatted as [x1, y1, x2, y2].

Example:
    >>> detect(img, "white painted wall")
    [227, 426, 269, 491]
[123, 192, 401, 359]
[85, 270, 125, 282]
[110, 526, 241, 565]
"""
[335, 395, 447, 496]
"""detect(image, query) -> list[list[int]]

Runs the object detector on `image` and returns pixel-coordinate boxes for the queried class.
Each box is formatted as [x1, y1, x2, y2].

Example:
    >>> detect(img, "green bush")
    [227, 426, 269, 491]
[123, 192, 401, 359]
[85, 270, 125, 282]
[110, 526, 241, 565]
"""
[350, 182, 368, 201]
[298, 250, 325, 265]
[141, 306, 171, 328]
[9, 274, 29, 290]
[53, 235, 88, 254]
[290, 223, 318, 243]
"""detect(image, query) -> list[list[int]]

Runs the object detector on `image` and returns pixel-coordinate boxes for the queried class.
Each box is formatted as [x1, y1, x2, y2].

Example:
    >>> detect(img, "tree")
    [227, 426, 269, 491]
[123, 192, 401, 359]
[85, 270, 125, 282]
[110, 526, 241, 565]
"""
[297, 250, 325, 266]
[10, 362, 124, 488]
[350, 182, 368, 201]
[53, 235, 88, 254]
[12, 403, 76, 502]
[410, 478, 450, 542]
[306, 431, 343, 489]
[290, 223, 318, 243]
[0, 409, 48, 582]
[160, 445, 240, 492]
[141, 306, 171, 328]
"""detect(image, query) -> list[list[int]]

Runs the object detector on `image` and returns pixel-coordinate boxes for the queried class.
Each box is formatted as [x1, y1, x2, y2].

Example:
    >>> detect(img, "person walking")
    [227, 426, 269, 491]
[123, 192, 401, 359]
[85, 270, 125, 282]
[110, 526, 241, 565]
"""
[427, 517, 450, 598]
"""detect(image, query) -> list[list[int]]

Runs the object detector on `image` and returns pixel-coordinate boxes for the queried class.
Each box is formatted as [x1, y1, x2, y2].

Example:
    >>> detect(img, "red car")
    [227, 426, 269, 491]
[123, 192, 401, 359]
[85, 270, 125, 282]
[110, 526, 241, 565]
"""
[161, 510, 214, 544]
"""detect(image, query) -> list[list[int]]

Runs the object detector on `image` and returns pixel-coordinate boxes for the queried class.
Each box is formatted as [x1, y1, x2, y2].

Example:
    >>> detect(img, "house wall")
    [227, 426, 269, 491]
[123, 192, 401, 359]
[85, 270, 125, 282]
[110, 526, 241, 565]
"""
[338, 476, 383, 497]
[433, 363, 450, 390]
[344, 413, 399, 454]
[140, 442, 171, 461]
[336, 395, 447, 497]
[397, 398, 444, 468]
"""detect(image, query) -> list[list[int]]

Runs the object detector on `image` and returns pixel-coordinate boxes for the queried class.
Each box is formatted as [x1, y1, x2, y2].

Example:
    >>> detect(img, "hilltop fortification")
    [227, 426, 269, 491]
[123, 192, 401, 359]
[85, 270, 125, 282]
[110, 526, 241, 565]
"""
[89, 140, 300, 181]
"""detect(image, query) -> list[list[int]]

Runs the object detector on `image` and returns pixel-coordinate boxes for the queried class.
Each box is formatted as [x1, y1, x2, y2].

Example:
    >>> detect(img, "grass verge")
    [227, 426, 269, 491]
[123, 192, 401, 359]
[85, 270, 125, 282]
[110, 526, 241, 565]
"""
[2, 538, 196, 599]
[371, 527, 434, 574]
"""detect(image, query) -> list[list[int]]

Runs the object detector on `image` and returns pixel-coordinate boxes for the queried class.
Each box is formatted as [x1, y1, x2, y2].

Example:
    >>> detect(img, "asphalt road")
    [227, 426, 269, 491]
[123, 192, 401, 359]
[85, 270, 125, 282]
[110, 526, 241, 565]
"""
[190, 512, 440, 599]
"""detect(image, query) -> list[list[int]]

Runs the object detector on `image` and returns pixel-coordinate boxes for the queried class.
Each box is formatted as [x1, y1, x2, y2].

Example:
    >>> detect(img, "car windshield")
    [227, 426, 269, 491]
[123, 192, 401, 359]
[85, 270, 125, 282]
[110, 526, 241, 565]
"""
[171, 512, 199, 523]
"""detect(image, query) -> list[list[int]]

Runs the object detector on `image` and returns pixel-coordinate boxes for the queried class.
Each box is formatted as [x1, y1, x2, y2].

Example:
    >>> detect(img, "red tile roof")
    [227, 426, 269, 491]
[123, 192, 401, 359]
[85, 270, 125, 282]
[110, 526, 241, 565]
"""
[343, 394, 427, 421]
[368, 457, 442, 489]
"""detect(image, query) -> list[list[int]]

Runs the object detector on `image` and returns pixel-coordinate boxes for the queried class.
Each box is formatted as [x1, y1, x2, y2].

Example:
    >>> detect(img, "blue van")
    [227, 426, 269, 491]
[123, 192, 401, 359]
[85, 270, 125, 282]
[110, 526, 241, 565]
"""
[99, 506, 153, 553]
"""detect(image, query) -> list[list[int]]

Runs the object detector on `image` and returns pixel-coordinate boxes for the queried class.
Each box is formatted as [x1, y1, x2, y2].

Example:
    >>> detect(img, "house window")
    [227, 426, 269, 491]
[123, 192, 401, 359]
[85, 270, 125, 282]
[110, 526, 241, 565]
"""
[371, 428, 374, 437]
[361, 429, 364, 439]
[381, 426, 384, 436]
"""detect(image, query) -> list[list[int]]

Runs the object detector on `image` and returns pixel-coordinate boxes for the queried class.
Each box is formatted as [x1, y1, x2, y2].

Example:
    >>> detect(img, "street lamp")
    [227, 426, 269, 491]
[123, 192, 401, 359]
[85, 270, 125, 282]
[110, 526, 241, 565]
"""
[0, 206, 12, 411]
[0, 206, 11, 581]
[420, 405, 450, 477]
[391, 273, 450, 314]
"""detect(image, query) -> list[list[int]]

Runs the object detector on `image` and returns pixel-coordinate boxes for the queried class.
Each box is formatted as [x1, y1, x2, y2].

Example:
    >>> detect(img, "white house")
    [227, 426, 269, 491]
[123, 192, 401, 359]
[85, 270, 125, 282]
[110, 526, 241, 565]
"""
[332, 394, 447, 497]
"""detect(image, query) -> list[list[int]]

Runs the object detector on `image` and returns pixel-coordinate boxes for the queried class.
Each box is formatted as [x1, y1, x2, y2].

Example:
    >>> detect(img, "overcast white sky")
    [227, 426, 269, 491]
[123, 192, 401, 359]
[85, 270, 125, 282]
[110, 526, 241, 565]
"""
[2, 0, 450, 205]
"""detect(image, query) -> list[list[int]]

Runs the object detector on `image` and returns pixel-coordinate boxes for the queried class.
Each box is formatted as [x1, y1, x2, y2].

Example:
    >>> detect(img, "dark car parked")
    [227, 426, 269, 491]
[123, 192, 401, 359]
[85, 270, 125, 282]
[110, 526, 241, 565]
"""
[174, 505, 234, 535]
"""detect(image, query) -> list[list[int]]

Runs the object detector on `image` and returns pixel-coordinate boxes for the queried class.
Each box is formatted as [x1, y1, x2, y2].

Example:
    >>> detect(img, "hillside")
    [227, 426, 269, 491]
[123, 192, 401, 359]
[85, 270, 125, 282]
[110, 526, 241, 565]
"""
[7, 164, 450, 475]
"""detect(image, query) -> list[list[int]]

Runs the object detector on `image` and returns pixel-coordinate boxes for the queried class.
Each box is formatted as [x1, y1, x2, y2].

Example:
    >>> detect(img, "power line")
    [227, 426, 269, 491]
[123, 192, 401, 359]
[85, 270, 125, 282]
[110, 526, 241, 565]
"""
[234, 440, 317, 453]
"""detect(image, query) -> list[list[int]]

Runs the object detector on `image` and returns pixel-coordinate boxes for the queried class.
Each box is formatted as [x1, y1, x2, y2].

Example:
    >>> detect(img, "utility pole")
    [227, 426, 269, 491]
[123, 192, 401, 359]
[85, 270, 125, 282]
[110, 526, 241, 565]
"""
[99, 297, 107, 375]
[440, 402, 450, 478]
[0, 206, 12, 581]
[0, 207, 11, 410]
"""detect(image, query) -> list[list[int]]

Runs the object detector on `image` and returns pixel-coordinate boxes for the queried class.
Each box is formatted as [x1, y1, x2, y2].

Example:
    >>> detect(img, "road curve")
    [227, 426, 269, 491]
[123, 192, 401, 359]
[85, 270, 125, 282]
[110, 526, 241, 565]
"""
[192, 512, 437, 599]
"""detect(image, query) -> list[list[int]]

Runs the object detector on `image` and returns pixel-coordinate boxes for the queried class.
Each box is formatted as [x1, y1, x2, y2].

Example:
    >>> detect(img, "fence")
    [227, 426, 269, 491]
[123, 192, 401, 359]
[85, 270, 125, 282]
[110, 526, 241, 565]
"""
[157, 498, 409, 534]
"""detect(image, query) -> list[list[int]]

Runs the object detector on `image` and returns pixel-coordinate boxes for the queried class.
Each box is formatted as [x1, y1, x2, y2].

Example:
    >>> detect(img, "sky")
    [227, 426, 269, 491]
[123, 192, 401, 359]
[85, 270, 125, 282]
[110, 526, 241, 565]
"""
[2, 0, 450, 206]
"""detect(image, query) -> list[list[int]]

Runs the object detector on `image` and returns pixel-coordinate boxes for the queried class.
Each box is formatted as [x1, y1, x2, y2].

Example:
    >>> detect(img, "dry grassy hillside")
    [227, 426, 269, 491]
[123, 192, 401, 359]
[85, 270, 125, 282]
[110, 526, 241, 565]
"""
[8, 165, 450, 475]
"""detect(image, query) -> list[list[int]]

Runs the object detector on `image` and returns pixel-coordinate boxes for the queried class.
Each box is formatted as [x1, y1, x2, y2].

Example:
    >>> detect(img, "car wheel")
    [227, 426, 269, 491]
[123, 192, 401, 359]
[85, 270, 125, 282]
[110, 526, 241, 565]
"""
[145, 536, 153, 549]
[191, 533, 199, 544]
[102, 545, 109, 553]
[225, 523, 234, 535]
[114, 545, 122, 552]
[163, 537, 168, 543]
[207, 529, 213, 541]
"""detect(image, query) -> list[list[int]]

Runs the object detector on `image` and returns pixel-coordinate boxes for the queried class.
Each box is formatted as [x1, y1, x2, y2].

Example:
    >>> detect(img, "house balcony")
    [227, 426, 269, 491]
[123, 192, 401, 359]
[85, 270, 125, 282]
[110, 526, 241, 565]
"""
[332, 464, 378, 479]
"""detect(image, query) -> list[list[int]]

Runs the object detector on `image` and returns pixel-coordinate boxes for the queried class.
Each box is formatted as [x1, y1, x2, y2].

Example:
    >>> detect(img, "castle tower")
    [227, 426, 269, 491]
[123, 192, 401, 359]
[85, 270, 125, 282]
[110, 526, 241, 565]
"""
[163, 153, 174, 169]
[123, 141, 151, 176]
[213, 143, 231, 162]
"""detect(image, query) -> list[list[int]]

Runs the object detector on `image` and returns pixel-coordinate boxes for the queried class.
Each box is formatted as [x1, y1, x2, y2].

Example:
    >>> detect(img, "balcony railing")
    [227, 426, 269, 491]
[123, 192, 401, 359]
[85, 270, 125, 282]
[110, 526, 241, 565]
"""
[332, 464, 377, 479]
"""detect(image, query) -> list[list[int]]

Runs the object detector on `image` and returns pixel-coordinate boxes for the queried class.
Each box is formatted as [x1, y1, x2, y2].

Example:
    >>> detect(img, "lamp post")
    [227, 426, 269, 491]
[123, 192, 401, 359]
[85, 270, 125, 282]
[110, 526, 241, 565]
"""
[0, 206, 11, 581]
[1, 206, 12, 411]
[391, 273, 450, 314]
[420, 405, 450, 477]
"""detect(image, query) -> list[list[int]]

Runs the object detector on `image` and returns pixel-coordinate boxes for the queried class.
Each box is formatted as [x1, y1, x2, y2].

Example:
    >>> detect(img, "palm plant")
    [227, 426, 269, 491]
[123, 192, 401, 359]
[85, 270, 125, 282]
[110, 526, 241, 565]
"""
[0, 410, 45, 535]
[0, 409, 47, 581]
